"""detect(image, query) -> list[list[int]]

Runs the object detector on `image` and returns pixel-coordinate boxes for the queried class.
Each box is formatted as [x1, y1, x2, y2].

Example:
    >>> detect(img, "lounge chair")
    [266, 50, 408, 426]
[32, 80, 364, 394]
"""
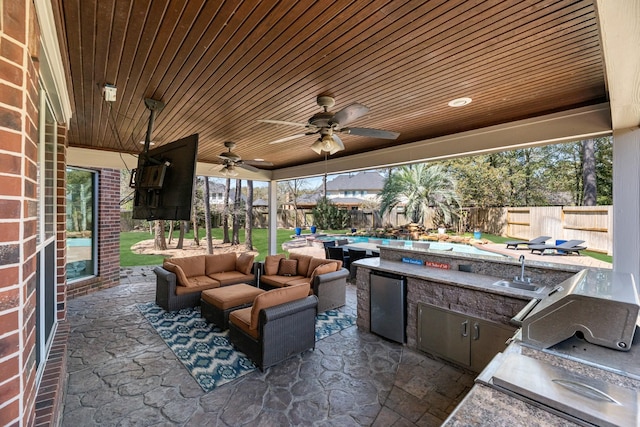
[529, 239, 586, 255]
[505, 236, 551, 250]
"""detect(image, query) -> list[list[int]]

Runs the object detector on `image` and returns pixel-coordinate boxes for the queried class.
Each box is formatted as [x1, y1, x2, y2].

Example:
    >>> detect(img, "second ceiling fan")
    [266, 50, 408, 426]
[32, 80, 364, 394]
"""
[216, 141, 273, 176]
[259, 95, 400, 155]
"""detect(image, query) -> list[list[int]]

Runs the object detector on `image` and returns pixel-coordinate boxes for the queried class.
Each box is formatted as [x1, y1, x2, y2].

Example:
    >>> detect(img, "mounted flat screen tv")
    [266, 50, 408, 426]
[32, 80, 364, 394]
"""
[131, 133, 199, 220]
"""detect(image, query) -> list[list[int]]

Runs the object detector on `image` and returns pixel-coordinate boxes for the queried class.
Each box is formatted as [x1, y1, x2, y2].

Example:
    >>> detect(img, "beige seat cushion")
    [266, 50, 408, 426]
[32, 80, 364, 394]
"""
[174, 277, 220, 295]
[167, 256, 206, 280]
[163, 261, 190, 287]
[235, 253, 255, 275]
[250, 283, 310, 331]
[208, 271, 255, 287]
[201, 284, 264, 310]
[306, 258, 341, 277]
[284, 277, 312, 287]
[309, 262, 338, 282]
[228, 307, 256, 338]
[205, 252, 237, 275]
[260, 275, 305, 288]
[289, 253, 312, 277]
[263, 254, 285, 275]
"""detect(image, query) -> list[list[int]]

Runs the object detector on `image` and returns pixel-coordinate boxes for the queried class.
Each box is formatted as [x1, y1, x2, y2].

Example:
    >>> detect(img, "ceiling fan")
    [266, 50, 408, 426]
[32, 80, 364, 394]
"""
[259, 95, 400, 155]
[216, 141, 273, 177]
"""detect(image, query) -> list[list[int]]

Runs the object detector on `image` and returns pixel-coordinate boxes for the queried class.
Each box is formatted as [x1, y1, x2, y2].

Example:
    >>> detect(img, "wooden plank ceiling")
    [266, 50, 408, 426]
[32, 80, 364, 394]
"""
[55, 0, 606, 172]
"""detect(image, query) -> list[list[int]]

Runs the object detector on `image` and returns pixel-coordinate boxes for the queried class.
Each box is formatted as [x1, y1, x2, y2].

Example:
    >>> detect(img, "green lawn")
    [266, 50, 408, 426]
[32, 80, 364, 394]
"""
[121, 229, 612, 266]
[120, 228, 327, 267]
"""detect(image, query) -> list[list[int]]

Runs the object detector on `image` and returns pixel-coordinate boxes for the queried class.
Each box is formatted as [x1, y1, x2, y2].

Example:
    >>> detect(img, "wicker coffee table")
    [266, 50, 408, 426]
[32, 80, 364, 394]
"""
[201, 283, 265, 329]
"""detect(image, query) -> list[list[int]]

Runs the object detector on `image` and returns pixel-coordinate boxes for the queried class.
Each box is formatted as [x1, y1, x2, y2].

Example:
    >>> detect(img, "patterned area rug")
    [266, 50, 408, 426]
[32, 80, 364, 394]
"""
[137, 302, 355, 392]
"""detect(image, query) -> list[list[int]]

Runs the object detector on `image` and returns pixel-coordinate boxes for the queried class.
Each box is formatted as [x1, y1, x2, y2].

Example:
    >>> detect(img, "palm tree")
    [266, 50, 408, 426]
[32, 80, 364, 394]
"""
[379, 163, 461, 225]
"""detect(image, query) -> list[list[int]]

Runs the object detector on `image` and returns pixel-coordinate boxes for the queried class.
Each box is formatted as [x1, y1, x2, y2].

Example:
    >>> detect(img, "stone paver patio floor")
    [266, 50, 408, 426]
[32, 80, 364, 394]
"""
[62, 266, 474, 426]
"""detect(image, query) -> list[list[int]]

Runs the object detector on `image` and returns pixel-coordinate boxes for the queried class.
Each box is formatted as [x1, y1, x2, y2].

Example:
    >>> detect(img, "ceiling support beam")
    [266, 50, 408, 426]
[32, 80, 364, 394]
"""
[272, 103, 612, 181]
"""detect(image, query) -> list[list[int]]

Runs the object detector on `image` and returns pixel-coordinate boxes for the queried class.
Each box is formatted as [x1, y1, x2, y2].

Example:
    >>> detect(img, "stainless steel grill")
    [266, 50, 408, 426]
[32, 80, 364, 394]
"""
[481, 269, 640, 427]
[518, 269, 639, 351]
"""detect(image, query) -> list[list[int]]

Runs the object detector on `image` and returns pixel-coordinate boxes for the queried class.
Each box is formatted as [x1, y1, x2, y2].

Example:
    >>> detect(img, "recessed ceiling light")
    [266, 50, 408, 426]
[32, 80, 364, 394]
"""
[253, 158, 264, 162]
[448, 97, 472, 107]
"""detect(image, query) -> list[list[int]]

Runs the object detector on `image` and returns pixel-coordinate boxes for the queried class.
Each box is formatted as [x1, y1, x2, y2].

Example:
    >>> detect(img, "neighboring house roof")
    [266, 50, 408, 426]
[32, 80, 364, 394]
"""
[253, 198, 268, 207]
[330, 197, 366, 205]
[326, 171, 385, 192]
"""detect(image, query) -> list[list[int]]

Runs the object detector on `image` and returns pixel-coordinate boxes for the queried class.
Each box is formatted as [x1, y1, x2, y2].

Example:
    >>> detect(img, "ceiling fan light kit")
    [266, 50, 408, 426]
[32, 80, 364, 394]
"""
[220, 163, 238, 177]
[261, 95, 400, 155]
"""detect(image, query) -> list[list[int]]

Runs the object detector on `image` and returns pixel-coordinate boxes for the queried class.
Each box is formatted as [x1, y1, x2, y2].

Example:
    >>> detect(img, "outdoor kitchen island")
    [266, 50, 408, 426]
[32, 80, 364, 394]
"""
[353, 246, 640, 426]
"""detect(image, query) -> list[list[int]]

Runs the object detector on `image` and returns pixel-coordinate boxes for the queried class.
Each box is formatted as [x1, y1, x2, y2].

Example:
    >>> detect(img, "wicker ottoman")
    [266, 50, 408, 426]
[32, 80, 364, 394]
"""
[201, 284, 265, 329]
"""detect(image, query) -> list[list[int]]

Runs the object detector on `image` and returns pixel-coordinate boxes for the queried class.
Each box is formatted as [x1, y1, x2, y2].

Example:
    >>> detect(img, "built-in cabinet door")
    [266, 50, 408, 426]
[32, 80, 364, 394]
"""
[418, 303, 517, 372]
[418, 304, 470, 366]
[470, 319, 516, 372]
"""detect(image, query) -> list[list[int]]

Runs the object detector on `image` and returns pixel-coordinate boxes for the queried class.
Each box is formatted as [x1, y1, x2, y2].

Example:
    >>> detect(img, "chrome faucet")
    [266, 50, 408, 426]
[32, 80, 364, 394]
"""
[515, 255, 530, 283]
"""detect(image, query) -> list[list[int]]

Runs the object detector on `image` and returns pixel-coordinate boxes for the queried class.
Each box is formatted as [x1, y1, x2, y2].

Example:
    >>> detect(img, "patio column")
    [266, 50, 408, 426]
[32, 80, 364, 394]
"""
[267, 180, 278, 255]
[612, 128, 640, 289]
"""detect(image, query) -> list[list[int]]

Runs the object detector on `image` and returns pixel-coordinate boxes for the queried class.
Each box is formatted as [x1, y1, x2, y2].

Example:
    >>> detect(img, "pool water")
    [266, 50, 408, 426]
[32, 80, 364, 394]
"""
[316, 235, 502, 257]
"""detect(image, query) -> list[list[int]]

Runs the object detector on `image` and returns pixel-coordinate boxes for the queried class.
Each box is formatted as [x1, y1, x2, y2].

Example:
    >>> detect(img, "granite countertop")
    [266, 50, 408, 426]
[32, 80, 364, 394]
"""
[444, 338, 640, 426]
[353, 257, 547, 300]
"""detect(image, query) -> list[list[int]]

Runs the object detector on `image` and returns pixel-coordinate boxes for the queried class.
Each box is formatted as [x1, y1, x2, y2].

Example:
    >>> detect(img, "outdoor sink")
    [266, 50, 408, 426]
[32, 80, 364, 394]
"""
[492, 279, 542, 292]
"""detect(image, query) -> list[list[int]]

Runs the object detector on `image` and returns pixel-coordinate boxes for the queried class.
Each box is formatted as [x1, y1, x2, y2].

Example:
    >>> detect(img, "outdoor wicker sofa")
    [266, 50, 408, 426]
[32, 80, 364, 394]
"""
[228, 283, 318, 371]
[154, 252, 258, 311]
[257, 253, 348, 312]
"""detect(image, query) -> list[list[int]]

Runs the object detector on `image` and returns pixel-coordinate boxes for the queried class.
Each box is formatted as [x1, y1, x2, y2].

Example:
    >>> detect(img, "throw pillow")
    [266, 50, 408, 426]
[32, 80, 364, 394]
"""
[264, 254, 285, 275]
[163, 261, 191, 287]
[309, 262, 338, 283]
[235, 253, 255, 275]
[278, 259, 298, 276]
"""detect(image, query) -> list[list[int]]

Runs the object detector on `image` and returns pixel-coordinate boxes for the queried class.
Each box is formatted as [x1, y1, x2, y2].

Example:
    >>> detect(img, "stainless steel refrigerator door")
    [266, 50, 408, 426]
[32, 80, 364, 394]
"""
[370, 272, 406, 343]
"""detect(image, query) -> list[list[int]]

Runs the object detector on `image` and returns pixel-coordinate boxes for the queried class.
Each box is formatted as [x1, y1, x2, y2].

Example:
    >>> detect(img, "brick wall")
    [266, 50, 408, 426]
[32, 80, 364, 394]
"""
[0, 0, 39, 424]
[67, 168, 121, 298]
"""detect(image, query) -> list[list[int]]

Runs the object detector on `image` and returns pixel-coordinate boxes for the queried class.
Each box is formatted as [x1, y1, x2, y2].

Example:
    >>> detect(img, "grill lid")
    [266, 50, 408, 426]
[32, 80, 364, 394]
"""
[520, 269, 639, 351]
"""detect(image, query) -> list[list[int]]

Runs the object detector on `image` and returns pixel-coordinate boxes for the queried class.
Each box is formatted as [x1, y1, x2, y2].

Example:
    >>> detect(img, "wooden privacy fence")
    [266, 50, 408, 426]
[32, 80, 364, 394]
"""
[502, 206, 612, 254]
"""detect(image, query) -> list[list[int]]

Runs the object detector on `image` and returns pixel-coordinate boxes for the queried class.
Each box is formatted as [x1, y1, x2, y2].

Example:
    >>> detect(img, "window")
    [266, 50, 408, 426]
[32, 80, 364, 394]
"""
[36, 91, 57, 379]
[66, 168, 97, 281]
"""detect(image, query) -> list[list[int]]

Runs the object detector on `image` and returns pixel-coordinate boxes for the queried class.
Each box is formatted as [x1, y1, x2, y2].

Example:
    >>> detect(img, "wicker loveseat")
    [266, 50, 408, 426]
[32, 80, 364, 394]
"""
[258, 253, 348, 313]
[154, 252, 257, 311]
[228, 283, 318, 371]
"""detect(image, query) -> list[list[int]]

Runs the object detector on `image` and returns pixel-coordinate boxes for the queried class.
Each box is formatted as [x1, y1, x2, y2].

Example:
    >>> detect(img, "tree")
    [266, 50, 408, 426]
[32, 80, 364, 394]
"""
[595, 137, 613, 204]
[582, 139, 597, 206]
[379, 163, 461, 226]
[203, 177, 213, 254]
[245, 180, 254, 251]
[443, 155, 508, 207]
[312, 197, 350, 229]
[232, 179, 242, 245]
[154, 220, 167, 250]
[281, 179, 308, 227]
[222, 178, 231, 243]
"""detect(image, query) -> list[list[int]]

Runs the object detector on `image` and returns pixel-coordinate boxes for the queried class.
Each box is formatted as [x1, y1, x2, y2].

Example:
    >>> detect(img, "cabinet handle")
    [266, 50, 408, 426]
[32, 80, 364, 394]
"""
[461, 320, 468, 337]
[473, 322, 480, 340]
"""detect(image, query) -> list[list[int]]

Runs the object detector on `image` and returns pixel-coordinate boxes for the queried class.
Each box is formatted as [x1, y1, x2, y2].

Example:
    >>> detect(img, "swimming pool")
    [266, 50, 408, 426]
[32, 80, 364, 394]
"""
[315, 235, 503, 257]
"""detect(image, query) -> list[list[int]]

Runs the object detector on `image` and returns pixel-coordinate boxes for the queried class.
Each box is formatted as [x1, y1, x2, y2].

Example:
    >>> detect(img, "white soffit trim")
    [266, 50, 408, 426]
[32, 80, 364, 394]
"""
[272, 103, 612, 181]
[66, 147, 272, 181]
[34, 0, 72, 125]
[596, 0, 640, 131]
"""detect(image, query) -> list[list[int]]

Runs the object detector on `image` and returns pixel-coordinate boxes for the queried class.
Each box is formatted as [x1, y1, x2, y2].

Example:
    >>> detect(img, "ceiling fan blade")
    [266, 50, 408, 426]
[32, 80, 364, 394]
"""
[332, 103, 370, 126]
[243, 159, 274, 167]
[237, 163, 261, 173]
[342, 127, 400, 139]
[258, 119, 307, 127]
[268, 133, 308, 144]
